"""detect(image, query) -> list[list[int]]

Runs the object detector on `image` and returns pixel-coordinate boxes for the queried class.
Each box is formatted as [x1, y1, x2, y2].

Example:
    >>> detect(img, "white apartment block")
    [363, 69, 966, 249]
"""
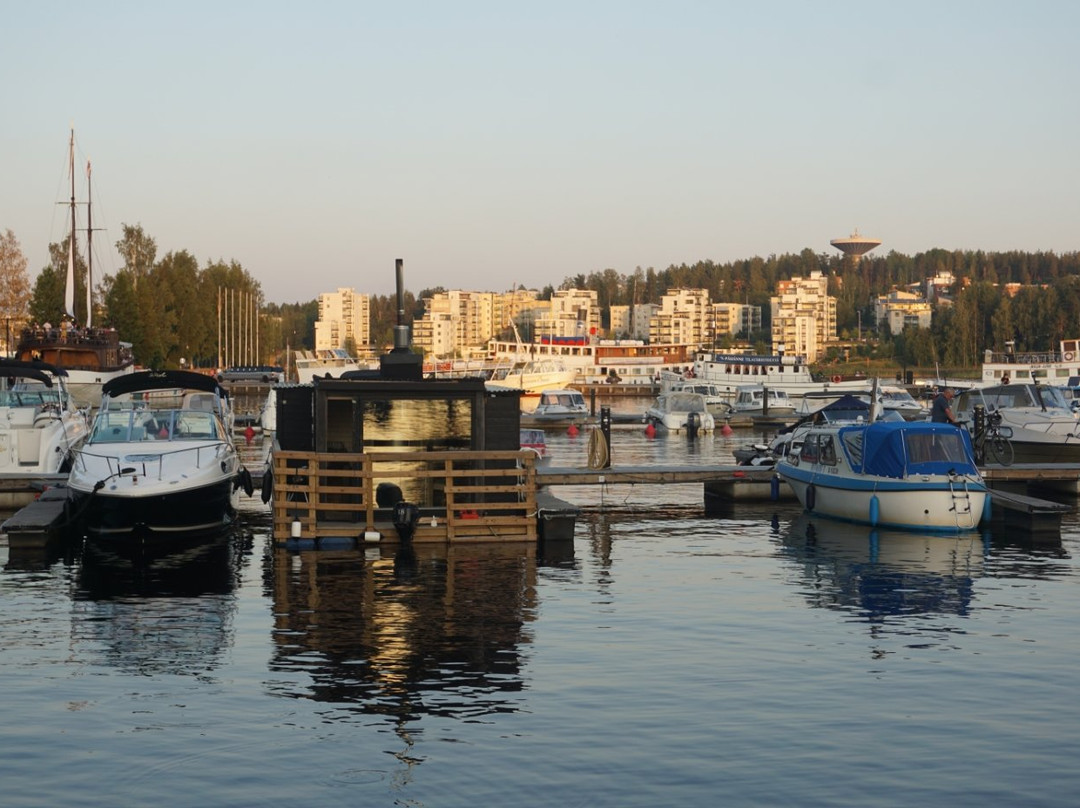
[534, 289, 600, 340]
[610, 303, 658, 341]
[710, 302, 762, 338]
[875, 290, 933, 335]
[314, 287, 371, 352]
[649, 288, 711, 346]
[412, 290, 499, 357]
[770, 271, 836, 362]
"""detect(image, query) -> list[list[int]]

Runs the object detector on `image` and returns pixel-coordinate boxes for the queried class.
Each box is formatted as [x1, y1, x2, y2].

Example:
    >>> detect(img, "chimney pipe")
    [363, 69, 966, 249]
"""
[393, 258, 409, 351]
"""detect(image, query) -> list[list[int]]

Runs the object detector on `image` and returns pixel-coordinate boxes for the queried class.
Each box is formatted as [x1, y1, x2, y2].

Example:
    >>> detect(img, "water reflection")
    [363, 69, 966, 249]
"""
[777, 514, 989, 619]
[266, 542, 538, 733]
[71, 525, 251, 676]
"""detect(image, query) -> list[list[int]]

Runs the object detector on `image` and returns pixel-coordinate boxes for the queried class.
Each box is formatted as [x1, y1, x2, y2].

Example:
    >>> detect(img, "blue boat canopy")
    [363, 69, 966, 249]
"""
[841, 420, 979, 479]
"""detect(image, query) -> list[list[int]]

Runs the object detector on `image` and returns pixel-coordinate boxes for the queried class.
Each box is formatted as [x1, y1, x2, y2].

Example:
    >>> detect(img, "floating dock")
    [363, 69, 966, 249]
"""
[1, 484, 80, 548]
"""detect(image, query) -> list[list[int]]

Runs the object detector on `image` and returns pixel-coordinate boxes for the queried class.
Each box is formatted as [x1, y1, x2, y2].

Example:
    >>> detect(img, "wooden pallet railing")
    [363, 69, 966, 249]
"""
[271, 449, 537, 543]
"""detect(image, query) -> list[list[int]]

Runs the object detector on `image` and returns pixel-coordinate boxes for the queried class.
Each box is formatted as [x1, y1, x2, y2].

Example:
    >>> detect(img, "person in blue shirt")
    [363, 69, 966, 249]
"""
[931, 388, 958, 424]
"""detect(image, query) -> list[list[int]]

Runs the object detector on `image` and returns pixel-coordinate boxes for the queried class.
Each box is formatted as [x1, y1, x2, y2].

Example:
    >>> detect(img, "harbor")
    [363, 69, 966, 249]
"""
[2, 418, 1079, 807]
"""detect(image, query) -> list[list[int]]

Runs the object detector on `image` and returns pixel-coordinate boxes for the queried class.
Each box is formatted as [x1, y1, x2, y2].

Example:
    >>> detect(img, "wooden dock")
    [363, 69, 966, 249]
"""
[270, 448, 542, 546]
[537, 462, 1075, 530]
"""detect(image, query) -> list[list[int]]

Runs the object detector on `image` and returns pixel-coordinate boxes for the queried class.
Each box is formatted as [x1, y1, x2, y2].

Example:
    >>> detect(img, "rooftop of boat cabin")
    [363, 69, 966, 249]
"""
[274, 376, 524, 454]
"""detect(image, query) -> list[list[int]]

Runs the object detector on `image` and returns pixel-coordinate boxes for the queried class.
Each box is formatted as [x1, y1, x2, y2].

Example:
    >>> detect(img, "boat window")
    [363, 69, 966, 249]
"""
[905, 431, 971, 466]
[818, 435, 837, 465]
[800, 435, 819, 463]
[174, 412, 219, 440]
[841, 430, 863, 467]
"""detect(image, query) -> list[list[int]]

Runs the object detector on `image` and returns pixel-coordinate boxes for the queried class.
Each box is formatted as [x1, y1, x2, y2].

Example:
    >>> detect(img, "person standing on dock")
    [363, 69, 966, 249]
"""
[931, 387, 959, 425]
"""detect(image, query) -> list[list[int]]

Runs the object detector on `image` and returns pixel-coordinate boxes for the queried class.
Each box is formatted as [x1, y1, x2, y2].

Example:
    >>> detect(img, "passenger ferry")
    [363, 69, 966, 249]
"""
[488, 336, 696, 387]
[981, 339, 1080, 387]
[689, 350, 871, 401]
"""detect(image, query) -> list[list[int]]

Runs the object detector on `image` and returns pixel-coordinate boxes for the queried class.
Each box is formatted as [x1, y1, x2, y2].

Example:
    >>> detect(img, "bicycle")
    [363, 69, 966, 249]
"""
[962, 410, 1015, 466]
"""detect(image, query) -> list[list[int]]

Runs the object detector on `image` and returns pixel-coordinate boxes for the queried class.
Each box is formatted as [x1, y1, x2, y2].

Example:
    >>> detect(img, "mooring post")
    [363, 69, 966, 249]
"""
[600, 406, 612, 468]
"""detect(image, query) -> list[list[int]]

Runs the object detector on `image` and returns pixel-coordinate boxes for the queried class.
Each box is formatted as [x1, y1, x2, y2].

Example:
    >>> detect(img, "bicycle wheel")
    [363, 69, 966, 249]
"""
[988, 435, 1014, 466]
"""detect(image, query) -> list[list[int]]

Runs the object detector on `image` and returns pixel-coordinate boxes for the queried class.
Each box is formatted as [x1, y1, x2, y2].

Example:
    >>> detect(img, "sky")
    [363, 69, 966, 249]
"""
[3, 1, 1079, 305]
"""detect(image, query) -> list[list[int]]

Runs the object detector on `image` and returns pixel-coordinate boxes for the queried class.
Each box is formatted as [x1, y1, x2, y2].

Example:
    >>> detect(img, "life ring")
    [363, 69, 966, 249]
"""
[1066, 352, 1074, 361]
[831, 375, 842, 384]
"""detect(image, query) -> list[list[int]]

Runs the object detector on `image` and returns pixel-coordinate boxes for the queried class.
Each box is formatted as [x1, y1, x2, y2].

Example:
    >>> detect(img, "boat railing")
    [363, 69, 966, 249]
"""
[74, 442, 229, 481]
[984, 350, 1059, 365]
[271, 448, 538, 543]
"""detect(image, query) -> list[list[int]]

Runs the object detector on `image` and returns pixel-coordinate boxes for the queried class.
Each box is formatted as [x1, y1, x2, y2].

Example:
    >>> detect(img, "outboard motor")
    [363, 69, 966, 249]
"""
[392, 501, 421, 543]
[376, 482, 404, 508]
[686, 411, 701, 439]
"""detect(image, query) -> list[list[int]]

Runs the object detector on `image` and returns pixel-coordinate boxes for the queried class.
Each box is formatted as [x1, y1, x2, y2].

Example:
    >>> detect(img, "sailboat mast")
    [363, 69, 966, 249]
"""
[85, 159, 93, 328]
[65, 129, 76, 320]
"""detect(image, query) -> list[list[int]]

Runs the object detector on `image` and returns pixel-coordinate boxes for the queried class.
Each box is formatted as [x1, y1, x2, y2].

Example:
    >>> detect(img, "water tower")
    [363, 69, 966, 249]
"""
[830, 229, 882, 263]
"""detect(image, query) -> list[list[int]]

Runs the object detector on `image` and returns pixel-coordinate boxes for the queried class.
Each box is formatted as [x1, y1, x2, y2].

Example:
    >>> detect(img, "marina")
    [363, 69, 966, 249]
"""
[2, 420, 1079, 807]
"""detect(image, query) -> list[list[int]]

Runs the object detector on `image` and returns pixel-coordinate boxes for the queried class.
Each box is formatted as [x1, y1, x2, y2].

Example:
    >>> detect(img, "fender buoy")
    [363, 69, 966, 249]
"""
[770, 474, 780, 501]
[869, 494, 880, 527]
[261, 468, 274, 504]
[831, 375, 842, 384]
[806, 483, 816, 511]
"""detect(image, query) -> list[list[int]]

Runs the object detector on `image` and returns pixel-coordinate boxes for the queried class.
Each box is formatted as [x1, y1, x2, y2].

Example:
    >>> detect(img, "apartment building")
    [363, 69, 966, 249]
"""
[649, 288, 711, 346]
[313, 287, 371, 353]
[533, 289, 600, 340]
[874, 290, 932, 334]
[770, 271, 836, 362]
[412, 290, 500, 358]
[610, 303, 658, 341]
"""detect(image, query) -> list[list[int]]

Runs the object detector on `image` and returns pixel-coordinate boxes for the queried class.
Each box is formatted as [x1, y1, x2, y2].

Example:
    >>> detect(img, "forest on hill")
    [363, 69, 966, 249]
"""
[3, 221, 1079, 370]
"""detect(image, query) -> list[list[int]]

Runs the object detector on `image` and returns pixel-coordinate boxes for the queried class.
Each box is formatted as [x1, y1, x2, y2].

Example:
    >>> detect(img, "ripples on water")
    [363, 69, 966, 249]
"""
[1, 419, 1078, 806]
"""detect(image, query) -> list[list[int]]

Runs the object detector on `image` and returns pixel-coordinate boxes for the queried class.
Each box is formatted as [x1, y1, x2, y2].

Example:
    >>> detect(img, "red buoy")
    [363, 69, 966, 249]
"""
[567, 424, 579, 437]
[244, 425, 256, 445]
[644, 422, 656, 438]
[720, 423, 733, 436]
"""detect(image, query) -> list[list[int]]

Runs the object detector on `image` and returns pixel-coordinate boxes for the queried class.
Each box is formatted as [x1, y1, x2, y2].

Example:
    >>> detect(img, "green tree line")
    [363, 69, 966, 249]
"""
[9, 220, 1080, 370]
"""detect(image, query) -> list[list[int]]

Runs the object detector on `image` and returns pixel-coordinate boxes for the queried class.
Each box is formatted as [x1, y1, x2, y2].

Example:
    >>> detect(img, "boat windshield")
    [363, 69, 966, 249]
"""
[970, 384, 1070, 411]
[91, 409, 222, 442]
[0, 388, 62, 408]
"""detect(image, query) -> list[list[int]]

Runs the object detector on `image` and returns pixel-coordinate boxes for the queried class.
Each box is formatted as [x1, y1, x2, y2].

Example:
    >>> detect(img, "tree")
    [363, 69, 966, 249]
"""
[0, 229, 31, 349]
[29, 263, 66, 326]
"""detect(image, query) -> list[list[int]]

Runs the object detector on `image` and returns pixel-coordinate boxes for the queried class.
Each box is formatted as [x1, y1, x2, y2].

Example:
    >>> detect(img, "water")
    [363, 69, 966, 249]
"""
[2, 416, 1079, 807]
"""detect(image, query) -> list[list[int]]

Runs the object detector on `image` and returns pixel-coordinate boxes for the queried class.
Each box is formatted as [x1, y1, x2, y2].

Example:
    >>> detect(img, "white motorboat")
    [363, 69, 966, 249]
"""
[660, 379, 733, 417]
[953, 383, 1080, 463]
[0, 359, 90, 483]
[878, 385, 929, 420]
[644, 391, 716, 435]
[68, 370, 253, 540]
[486, 359, 579, 398]
[775, 419, 988, 532]
[528, 389, 589, 421]
[793, 384, 925, 421]
[731, 385, 796, 417]
[294, 348, 375, 383]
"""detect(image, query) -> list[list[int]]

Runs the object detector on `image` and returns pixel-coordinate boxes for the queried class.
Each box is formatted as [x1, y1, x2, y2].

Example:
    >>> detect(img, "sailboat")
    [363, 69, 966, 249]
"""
[16, 129, 135, 407]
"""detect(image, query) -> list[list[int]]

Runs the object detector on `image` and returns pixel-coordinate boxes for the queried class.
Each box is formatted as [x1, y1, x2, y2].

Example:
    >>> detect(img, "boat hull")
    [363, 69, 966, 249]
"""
[779, 468, 986, 531]
[76, 478, 239, 540]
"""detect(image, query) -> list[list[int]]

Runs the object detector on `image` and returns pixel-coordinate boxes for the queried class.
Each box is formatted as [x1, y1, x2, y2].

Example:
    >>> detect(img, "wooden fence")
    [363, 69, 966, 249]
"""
[271, 449, 537, 544]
